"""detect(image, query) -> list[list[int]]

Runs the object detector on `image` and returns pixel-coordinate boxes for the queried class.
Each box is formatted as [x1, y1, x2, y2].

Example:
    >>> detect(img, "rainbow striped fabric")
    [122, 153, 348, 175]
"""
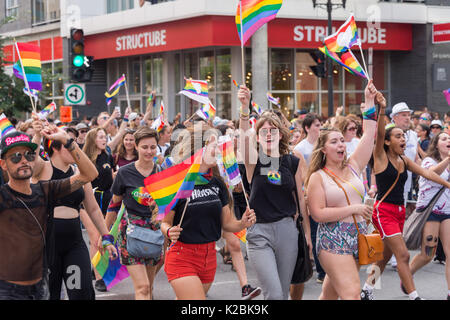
[324, 14, 360, 52]
[319, 46, 367, 79]
[196, 102, 216, 120]
[151, 116, 165, 133]
[144, 149, 203, 220]
[236, 0, 283, 45]
[91, 204, 129, 290]
[234, 229, 247, 243]
[38, 102, 57, 119]
[252, 101, 262, 115]
[218, 136, 242, 186]
[159, 101, 165, 117]
[0, 114, 16, 138]
[179, 78, 210, 105]
[105, 75, 126, 105]
[267, 92, 280, 107]
[13, 42, 42, 91]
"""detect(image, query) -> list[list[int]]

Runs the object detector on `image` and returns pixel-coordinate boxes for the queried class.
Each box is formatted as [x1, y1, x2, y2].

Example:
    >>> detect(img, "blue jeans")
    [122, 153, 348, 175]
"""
[0, 279, 49, 300]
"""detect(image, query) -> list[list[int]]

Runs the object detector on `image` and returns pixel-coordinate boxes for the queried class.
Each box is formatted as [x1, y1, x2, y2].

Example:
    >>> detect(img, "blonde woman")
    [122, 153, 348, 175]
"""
[305, 81, 378, 300]
[238, 87, 311, 300]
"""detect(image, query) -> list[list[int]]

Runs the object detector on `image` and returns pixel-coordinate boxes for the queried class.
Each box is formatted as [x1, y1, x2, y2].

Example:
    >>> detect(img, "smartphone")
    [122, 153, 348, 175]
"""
[114, 106, 121, 117]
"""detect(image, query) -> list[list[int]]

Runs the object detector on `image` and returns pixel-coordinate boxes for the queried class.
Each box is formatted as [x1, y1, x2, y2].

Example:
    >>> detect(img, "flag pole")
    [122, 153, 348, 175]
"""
[14, 40, 37, 114]
[241, 180, 250, 208]
[123, 74, 131, 110]
[239, 0, 246, 87]
[178, 198, 190, 227]
[358, 44, 370, 80]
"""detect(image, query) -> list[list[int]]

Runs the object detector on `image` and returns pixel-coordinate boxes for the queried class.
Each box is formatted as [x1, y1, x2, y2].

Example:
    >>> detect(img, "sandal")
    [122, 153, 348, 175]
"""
[219, 247, 233, 265]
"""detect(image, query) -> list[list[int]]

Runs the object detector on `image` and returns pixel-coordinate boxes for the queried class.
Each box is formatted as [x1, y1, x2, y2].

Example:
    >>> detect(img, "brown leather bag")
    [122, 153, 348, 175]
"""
[322, 169, 397, 265]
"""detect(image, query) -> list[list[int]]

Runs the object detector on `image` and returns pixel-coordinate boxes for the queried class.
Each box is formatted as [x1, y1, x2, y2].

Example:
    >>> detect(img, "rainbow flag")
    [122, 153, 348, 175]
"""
[319, 46, 355, 75]
[179, 78, 210, 105]
[91, 204, 129, 290]
[23, 88, 39, 102]
[38, 102, 57, 119]
[234, 229, 247, 243]
[236, 0, 283, 45]
[144, 149, 203, 220]
[324, 14, 360, 52]
[196, 102, 216, 120]
[0, 114, 16, 138]
[340, 50, 368, 79]
[252, 101, 262, 115]
[105, 75, 126, 105]
[218, 136, 242, 186]
[267, 92, 280, 107]
[443, 88, 450, 106]
[232, 79, 240, 88]
[159, 101, 165, 117]
[151, 116, 165, 133]
[13, 42, 42, 91]
[249, 117, 257, 129]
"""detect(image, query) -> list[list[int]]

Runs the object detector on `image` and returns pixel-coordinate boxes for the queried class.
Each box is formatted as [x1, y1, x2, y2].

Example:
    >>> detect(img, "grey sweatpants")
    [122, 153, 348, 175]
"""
[246, 217, 299, 300]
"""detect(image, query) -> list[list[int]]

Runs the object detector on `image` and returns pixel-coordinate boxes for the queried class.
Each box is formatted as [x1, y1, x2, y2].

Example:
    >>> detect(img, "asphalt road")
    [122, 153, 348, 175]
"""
[89, 237, 448, 301]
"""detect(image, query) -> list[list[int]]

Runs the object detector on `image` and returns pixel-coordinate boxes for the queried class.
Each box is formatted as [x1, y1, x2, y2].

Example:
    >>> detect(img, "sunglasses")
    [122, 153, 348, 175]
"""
[79, 130, 88, 134]
[259, 128, 279, 137]
[430, 126, 441, 129]
[7, 151, 36, 164]
[420, 117, 429, 121]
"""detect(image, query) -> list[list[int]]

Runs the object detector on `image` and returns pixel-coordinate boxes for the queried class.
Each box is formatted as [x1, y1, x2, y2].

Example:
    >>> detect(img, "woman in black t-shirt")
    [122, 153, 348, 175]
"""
[238, 86, 311, 300]
[160, 126, 256, 300]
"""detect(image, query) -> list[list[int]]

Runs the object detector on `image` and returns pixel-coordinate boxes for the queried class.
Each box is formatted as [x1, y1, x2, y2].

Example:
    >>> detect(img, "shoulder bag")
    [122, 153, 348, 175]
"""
[403, 179, 447, 250]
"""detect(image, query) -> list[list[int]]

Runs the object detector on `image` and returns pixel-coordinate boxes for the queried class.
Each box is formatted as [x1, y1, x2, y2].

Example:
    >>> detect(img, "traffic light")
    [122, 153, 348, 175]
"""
[309, 51, 326, 78]
[70, 28, 94, 82]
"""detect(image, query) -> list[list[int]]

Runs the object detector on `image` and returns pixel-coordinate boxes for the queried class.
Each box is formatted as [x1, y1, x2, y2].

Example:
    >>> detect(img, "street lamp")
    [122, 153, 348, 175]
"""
[312, 0, 346, 118]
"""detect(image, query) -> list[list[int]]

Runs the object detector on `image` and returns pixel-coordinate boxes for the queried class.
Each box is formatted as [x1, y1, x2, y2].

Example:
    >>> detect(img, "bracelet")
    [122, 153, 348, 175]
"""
[102, 234, 115, 248]
[167, 226, 173, 238]
[240, 107, 250, 118]
[370, 184, 377, 189]
[363, 180, 368, 185]
[362, 106, 377, 121]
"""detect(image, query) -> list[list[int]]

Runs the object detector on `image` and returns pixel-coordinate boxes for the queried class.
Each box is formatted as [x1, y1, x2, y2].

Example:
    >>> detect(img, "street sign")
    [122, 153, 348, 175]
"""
[60, 106, 73, 123]
[64, 83, 86, 105]
[432, 23, 450, 44]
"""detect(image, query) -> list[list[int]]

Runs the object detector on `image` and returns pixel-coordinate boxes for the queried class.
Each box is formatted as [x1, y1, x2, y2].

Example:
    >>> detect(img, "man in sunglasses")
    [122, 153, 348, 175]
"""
[0, 127, 98, 300]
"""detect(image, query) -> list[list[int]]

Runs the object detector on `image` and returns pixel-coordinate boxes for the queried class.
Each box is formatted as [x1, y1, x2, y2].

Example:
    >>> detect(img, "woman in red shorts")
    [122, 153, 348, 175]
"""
[361, 94, 450, 300]
[160, 126, 256, 300]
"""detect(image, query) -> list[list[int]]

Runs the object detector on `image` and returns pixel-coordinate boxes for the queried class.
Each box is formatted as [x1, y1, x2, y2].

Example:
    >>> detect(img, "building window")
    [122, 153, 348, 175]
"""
[107, 0, 134, 14]
[32, 0, 60, 25]
[6, 0, 19, 18]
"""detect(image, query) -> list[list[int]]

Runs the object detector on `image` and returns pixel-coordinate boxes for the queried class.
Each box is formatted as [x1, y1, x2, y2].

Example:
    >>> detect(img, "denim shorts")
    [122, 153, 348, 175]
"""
[427, 212, 450, 223]
[0, 279, 49, 300]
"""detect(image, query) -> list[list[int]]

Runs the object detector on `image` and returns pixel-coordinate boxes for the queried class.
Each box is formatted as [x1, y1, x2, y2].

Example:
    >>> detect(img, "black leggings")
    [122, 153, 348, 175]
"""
[49, 217, 95, 300]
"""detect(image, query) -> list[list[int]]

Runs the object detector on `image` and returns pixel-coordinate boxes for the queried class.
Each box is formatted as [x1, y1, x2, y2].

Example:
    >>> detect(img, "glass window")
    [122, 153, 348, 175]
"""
[345, 92, 364, 115]
[107, 0, 119, 13]
[131, 58, 141, 94]
[32, 0, 60, 24]
[372, 51, 386, 90]
[216, 49, 231, 92]
[200, 51, 214, 92]
[174, 53, 181, 115]
[296, 51, 318, 92]
[184, 52, 198, 80]
[245, 48, 252, 89]
[271, 49, 294, 91]
[54, 61, 64, 97]
[216, 93, 231, 120]
[48, 0, 59, 20]
[33, 0, 45, 24]
[321, 93, 343, 119]
[6, 0, 19, 18]
[275, 93, 295, 119]
[42, 63, 52, 98]
[321, 63, 343, 91]
[144, 58, 153, 92]
[152, 57, 163, 94]
[296, 92, 319, 114]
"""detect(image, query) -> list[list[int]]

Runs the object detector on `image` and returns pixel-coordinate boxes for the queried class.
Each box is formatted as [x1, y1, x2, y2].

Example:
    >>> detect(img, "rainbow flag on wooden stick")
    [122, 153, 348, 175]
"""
[91, 204, 129, 290]
[179, 78, 210, 105]
[38, 102, 57, 119]
[218, 136, 242, 186]
[324, 14, 360, 53]
[236, 0, 283, 45]
[196, 102, 216, 120]
[234, 229, 247, 243]
[144, 149, 203, 220]
[0, 114, 16, 138]
[13, 42, 42, 91]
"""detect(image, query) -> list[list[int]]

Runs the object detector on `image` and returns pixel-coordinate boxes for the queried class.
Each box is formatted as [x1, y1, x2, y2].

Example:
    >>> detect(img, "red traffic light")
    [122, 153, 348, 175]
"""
[71, 29, 84, 41]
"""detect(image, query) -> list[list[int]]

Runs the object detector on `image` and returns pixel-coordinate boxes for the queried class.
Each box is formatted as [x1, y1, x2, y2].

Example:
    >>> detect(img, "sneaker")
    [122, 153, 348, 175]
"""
[389, 256, 397, 269]
[95, 279, 107, 292]
[414, 297, 425, 300]
[316, 275, 324, 284]
[360, 289, 374, 300]
[241, 284, 261, 300]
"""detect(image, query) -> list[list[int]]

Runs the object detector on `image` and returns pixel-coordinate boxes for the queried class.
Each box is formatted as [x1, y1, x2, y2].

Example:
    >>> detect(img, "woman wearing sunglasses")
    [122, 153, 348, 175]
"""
[0, 124, 99, 300]
[31, 119, 117, 300]
[238, 87, 311, 300]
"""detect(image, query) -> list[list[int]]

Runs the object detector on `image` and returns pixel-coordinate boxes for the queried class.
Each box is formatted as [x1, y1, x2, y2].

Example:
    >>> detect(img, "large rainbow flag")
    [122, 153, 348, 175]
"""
[319, 46, 367, 79]
[91, 204, 129, 290]
[324, 14, 360, 52]
[179, 78, 210, 105]
[13, 42, 42, 91]
[236, 0, 283, 45]
[144, 148, 203, 220]
[0, 114, 16, 138]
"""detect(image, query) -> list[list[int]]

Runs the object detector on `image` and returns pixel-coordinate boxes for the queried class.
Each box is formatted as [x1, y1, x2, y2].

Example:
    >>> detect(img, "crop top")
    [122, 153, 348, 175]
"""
[51, 164, 85, 211]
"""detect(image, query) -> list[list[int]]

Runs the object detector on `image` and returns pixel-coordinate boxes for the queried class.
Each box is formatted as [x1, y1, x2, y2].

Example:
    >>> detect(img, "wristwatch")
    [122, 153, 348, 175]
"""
[64, 138, 75, 149]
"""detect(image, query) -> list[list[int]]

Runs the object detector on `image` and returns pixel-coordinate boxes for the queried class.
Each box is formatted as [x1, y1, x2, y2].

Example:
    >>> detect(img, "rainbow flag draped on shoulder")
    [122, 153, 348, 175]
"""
[91, 204, 129, 290]
[144, 148, 203, 220]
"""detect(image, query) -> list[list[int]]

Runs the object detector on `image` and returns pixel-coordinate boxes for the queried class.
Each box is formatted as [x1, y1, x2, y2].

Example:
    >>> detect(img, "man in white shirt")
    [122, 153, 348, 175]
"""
[293, 113, 321, 164]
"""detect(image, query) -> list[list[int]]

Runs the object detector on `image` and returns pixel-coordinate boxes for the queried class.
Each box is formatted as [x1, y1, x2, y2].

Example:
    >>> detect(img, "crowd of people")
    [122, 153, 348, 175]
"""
[0, 82, 449, 301]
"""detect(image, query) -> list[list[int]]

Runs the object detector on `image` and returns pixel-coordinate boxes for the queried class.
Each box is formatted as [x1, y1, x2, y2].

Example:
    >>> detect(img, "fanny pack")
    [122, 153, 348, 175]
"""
[126, 216, 164, 260]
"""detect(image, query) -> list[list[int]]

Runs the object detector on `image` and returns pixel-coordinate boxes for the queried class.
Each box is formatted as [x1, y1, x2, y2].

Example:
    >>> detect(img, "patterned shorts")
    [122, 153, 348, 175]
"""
[118, 212, 162, 266]
[316, 221, 368, 260]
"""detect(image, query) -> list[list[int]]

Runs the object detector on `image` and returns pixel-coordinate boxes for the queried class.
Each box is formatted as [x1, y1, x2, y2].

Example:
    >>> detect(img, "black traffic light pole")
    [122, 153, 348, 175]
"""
[313, 0, 346, 118]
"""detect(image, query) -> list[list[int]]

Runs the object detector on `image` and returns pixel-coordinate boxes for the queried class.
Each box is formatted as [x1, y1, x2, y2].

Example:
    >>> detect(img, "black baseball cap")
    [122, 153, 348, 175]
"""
[1, 131, 38, 158]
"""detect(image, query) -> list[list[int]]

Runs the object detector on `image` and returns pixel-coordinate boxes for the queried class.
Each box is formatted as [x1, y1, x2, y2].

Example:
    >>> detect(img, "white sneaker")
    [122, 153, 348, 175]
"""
[389, 256, 397, 268]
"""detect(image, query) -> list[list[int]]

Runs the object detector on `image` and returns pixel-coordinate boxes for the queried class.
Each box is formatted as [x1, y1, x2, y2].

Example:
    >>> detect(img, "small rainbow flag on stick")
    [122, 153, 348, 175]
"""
[340, 50, 368, 79]
[196, 102, 216, 120]
[145, 149, 203, 220]
[91, 204, 129, 290]
[0, 114, 16, 138]
[234, 229, 247, 243]
[324, 14, 360, 53]
[218, 136, 242, 186]
[267, 92, 280, 107]
[236, 0, 283, 45]
[38, 102, 57, 119]
[179, 78, 210, 105]
[105, 75, 126, 105]
[151, 116, 165, 133]
[252, 101, 262, 115]
[13, 42, 42, 91]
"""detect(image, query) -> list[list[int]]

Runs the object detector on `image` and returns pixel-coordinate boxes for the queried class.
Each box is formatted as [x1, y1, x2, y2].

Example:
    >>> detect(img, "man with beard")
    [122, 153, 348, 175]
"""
[0, 126, 98, 300]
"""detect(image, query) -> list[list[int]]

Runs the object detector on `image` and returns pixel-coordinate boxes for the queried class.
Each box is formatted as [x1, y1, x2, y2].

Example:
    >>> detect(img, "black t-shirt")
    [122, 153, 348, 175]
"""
[111, 163, 159, 218]
[172, 177, 229, 244]
[91, 151, 115, 191]
[249, 154, 299, 223]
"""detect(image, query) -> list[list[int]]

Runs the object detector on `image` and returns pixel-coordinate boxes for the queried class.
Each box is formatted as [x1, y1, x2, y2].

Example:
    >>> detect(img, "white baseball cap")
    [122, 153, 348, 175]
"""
[390, 102, 413, 118]
[128, 112, 139, 121]
[430, 119, 443, 128]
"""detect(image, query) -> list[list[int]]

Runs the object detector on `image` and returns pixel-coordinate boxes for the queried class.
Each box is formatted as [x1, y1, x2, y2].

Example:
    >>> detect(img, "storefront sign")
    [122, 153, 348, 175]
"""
[432, 23, 450, 44]
[115, 30, 167, 52]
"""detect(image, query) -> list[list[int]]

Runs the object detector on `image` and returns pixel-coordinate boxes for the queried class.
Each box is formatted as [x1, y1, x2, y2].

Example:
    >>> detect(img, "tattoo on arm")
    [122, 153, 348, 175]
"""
[70, 178, 86, 193]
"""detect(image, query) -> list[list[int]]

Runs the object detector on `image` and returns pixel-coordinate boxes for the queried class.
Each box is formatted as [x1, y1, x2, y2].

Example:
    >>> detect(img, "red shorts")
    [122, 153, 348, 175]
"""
[164, 241, 217, 284]
[372, 201, 406, 239]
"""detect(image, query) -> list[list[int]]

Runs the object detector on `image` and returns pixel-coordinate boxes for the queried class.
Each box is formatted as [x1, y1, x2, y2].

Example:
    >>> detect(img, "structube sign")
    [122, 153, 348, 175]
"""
[432, 23, 450, 44]
[115, 30, 167, 52]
